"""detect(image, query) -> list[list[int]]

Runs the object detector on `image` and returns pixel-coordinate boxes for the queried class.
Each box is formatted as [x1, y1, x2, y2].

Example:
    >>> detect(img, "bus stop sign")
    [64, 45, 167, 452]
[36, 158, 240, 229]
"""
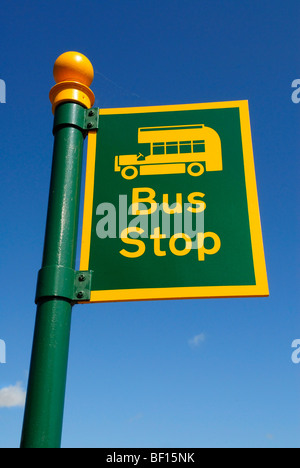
[80, 101, 268, 302]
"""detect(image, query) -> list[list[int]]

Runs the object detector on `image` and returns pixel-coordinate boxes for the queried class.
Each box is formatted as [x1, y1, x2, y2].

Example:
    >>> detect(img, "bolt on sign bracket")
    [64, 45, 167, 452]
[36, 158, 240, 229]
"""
[73, 270, 93, 302]
[35, 266, 93, 304]
[83, 108, 100, 131]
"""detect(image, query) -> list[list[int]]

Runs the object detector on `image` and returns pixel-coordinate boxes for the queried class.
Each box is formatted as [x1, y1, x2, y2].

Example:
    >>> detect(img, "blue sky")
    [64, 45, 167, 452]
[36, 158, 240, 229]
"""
[0, 0, 299, 448]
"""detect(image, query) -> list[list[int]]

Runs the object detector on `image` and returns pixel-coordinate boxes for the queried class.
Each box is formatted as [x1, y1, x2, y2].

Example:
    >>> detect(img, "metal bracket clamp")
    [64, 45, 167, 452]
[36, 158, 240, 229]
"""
[53, 105, 99, 134]
[73, 271, 93, 302]
[84, 108, 99, 131]
[35, 265, 93, 304]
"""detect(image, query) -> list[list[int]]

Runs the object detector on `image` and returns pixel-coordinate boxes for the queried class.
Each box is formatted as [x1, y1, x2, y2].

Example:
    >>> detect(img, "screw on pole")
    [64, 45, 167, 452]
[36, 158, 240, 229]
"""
[20, 52, 95, 449]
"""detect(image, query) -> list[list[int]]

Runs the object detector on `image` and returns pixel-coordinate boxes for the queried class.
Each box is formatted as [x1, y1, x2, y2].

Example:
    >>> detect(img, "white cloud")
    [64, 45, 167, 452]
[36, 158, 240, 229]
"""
[188, 333, 206, 348]
[0, 382, 26, 408]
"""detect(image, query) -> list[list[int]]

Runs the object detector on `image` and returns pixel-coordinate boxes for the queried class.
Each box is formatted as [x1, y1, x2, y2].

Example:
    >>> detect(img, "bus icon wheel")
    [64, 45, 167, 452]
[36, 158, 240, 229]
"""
[121, 166, 138, 180]
[187, 163, 205, 177]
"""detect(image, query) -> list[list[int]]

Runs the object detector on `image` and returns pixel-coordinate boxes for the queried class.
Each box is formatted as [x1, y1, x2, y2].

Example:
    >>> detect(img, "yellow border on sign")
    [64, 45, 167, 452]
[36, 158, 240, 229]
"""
[80, 101, 269, 302]
[80, 130, 97, 271]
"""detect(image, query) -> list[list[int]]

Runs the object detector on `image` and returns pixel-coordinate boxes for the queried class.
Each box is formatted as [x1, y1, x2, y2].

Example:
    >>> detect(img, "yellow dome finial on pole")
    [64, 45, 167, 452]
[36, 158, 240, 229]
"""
[49, 51, 95, 113]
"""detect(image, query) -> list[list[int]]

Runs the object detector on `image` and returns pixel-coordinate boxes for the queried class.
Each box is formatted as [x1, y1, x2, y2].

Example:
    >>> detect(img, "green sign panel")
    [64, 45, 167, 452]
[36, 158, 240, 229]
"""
[80, 101, 268, 302]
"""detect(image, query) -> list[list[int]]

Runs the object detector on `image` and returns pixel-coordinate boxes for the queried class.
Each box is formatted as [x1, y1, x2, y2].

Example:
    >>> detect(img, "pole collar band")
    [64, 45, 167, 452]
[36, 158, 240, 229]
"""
[35, 265, 93, 304]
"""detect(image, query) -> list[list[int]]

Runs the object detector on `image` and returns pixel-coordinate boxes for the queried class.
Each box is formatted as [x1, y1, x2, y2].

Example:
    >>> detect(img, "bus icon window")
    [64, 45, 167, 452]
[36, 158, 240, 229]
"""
[114, 124, 222, 180]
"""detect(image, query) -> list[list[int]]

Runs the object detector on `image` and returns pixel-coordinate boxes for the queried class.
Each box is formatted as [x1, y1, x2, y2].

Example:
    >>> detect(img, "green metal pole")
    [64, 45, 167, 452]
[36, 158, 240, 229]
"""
[21, 52, 95, 448]
[20, 102, 86, 448]
[20, 51, 95, 448]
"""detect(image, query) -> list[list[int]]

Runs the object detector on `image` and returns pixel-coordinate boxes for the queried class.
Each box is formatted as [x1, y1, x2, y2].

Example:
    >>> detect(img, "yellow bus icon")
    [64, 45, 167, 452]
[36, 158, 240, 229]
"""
[114, 124, 222, 179]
